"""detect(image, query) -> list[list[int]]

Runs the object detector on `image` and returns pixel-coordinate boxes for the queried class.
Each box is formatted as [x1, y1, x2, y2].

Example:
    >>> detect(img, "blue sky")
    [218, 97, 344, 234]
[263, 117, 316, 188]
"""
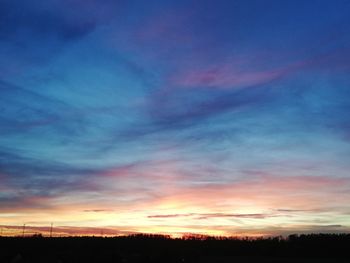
[1, 0, 350, 236]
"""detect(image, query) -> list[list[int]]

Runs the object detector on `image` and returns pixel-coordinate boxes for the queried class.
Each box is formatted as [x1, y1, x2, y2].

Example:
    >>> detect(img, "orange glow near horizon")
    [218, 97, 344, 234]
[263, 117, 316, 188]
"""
[1, 173, 350, 237]
[1, 147, 350, 237]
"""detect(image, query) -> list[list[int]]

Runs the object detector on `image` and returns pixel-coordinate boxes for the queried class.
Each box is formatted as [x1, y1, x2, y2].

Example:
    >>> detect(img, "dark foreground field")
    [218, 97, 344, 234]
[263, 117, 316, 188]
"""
[1, 234, 349, 263]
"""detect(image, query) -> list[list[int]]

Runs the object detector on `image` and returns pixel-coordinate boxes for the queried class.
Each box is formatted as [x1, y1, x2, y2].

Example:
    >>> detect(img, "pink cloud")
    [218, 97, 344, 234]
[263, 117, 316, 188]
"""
[172, 65, 284, 89]
[166, 44, 349, 91]
[146, 174, 350, 212]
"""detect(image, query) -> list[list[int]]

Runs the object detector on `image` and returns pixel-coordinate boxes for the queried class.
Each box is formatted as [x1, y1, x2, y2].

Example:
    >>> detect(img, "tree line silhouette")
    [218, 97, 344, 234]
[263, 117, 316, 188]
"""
[1, 233, 349, 262]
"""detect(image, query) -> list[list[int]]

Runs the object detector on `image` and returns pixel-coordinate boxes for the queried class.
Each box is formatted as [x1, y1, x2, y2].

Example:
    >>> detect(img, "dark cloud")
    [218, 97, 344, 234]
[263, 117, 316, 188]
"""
[0, 79, 85, 136]
[276, 209, 309, 213]
[83, 209, 114, 213]
[0, 148, 105, 211]
[149, 85, 273, 129]
[148, 214, 194, 219]
[0, 191, 54, 211]
[148, 213, 271, 220]
[197, 213, 269, 219]
[118, 83, 278, 142]
[319, 225, 343, 228]
[0, 148, 100, 179]
[0, 0, 121, 76]
[0, 1, 97, 41]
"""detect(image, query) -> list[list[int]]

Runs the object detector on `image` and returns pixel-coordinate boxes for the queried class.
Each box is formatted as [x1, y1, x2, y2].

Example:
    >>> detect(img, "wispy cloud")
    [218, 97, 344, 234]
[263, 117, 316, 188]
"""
[83, 209, 114, 213]
[148, 213, 271, 220]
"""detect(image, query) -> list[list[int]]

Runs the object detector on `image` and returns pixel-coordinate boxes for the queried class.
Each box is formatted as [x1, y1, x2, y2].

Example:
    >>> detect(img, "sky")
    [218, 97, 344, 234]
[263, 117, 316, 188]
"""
[1, 0, 350, 237]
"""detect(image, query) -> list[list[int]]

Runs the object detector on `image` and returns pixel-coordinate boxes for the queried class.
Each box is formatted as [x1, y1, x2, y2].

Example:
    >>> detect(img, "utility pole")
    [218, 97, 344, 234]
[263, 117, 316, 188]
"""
[50, 223, 53, 238]
[22, 224, 26, 237]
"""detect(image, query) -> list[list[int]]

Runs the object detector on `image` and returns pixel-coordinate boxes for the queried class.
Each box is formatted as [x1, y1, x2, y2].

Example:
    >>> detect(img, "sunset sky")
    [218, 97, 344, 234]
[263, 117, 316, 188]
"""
[1, 0, 350, 237]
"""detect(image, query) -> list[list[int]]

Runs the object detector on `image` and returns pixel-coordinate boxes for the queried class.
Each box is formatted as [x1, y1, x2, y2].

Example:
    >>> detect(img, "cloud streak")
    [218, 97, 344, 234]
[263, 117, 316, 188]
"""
[148, 213, 271, 220]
